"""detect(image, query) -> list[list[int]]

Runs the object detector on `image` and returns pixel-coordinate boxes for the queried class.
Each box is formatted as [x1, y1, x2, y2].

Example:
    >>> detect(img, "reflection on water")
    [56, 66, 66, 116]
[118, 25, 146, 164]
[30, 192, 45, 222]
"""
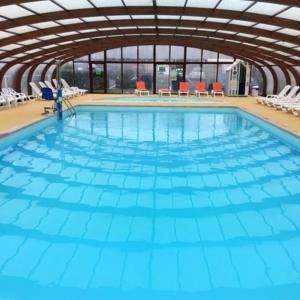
[1, 109, 300, 299]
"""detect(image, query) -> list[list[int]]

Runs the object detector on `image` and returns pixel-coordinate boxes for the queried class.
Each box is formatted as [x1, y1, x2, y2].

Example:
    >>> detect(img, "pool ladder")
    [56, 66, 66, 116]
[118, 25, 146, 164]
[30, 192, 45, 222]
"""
[63, 98, 76, 117]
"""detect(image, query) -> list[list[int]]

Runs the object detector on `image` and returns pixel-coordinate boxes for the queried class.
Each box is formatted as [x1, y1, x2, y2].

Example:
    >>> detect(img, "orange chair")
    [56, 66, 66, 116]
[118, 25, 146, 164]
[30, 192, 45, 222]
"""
[135, 81, 150, 96]
[212, 82, 224, 97]
[178, 82, 189, 96]
[195, 81, 209, 97]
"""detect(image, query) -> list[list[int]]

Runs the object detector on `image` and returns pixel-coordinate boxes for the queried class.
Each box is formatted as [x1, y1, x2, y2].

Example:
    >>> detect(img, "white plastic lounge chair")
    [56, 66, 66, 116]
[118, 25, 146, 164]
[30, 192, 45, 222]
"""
[278, 92, 300, 111]
[2, 88, 24, 105]
[61, 78, 88, 95]
[0, 94, 8, 107]
[265, 86, 299, 107]
[39, 81, 47, 89]
[291, 105, 300, 116]
[159, 88, 171, 96]
[53, 79, 79, 97]
[275, 93, 300, 111]
[30, 82, 43, 99]
[256, 85, 291, 104]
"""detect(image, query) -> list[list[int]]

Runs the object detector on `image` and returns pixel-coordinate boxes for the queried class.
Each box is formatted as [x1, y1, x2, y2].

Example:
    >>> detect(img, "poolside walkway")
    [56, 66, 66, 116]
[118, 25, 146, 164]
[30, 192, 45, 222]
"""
[0, 94, 299, 137]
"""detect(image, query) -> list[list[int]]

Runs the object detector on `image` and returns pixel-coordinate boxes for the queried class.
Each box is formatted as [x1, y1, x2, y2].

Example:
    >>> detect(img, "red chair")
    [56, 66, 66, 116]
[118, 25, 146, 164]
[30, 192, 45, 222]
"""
[178, 82, 189, 96]
[195, 81, 209, 97]
[135, 81, 150, 96]
[212, 82, 224, 97]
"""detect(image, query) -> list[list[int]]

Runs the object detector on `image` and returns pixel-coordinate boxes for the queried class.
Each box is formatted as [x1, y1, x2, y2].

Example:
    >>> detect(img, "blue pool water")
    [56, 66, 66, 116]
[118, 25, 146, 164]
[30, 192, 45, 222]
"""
[1, 106, 300, 300]
[94, 96, 221, 103]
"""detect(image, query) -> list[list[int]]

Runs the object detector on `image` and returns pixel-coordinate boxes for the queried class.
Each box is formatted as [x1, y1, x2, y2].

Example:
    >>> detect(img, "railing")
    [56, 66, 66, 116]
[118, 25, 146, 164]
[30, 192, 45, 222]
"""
[63, 98, 76, 117]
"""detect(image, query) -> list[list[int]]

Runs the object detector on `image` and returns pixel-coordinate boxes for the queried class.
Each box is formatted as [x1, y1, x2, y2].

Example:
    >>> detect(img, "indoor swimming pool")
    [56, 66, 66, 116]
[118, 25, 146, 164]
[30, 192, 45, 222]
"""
[1, 106, 300, 299]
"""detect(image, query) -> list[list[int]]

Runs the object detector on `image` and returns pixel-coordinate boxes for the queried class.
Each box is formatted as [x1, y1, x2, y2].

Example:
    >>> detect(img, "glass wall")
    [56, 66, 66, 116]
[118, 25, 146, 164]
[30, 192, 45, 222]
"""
[123, 63, 137, 93]
[138, 64, 153, 91]
[56, 46, 271, 94]
[61, 62, 74, 86]
[202, 64, 217, 90]
[74, 62, 90, 90]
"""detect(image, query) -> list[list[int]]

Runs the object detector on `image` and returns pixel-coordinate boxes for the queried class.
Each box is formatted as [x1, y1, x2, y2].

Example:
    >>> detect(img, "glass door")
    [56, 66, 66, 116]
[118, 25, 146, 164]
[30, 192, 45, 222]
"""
[170, 64, 184, 92]
[155, 64, 184, 93]
[156, 64, 170, 93]
[92, 64, 105, 93]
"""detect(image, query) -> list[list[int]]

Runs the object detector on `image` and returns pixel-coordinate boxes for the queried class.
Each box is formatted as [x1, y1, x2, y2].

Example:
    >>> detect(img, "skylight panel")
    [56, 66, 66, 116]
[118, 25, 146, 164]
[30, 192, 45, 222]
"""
[13, 53, 27, 58]
[157, 15, 181, 20]
[277, 28, 300, 36]
[0, 44, 22, 51]
[7, 25, 36, 34]
[107, 15, 131, 20]
[186, 0, 219, 8]
[90, 0, 124, 7]
[258, 46, 275, 51]
[18, 39, 40, 45]
[82, 16, 107, 22]
[206, 18, 230, 23]
[157, 0, 186, 6]
[55, 0, 93, 9]
[277, 7, 300, 22]
[39, 34, 59, 40]
[177, 26, 196, 30]
[1, 58, 15, 62]
[25, 49, 42, 54]
[217, 0, 254, 11]
[98, 27, 117, 31]
[275, 41, 297, 48]
[42, 44, 57, 49]
[119, 26, 137, 29]
[57, 18, 83, 25]
[33, 21, 60, 29]
[58, 41, 74, 45]
[217, 30, 236, 35]
[246, 3, 287, 16]
[256, 36, 277, 43]
[0, 31, 14, 39]
[254, 24, 281, 31]
[274, 51, 290, 57]
[0, 5, 34, 19]
[124, 0, 153, 5]
[181, 16, 205, 21]
[22, 1, 64, 14]
[230, 20, 256, 26]
[79, 29, 98, 33]
[237, 33, 256, 38]
[58, 31, 78, 37]
[132, 15, 155, 19]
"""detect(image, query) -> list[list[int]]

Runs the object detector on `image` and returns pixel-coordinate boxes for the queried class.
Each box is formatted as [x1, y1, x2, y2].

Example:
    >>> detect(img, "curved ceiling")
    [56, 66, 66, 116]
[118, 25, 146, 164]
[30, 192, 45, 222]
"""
[0, 0, 299, 88]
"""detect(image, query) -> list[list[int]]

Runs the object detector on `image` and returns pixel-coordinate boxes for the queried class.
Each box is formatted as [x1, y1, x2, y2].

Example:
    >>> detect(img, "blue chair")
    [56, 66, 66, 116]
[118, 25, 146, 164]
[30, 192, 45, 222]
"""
[41, 87, 57, 114]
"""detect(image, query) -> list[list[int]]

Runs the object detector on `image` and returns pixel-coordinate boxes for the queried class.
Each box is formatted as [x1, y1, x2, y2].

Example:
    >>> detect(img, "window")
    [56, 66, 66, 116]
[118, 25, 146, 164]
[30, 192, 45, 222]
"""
[139, 45, 153, 61]
[186, 64, 201, 92]
[107, 48, 121, 61]
[91, 51, 104, 61]
[202, 64, 217, 90]
[123, 46, 137, 61]
[170, 46, 184, 62]
[156, 45, 169, 61]
[186, 47, 202, 62]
